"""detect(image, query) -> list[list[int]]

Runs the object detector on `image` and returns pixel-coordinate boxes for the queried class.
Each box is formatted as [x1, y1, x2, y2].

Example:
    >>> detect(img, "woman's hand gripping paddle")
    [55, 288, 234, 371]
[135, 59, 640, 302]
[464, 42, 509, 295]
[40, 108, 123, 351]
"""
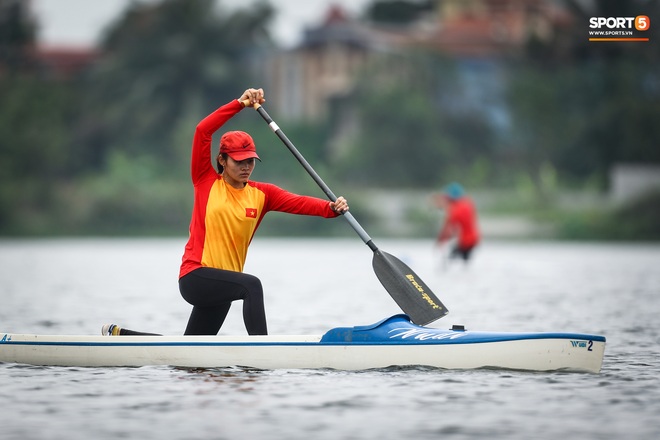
[244, 100, 448, 325]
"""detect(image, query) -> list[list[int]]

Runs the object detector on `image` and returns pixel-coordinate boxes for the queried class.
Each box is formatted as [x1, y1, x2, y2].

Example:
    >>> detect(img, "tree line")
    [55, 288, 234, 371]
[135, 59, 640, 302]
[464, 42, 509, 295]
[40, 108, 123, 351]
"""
[0, 0, 658, 237]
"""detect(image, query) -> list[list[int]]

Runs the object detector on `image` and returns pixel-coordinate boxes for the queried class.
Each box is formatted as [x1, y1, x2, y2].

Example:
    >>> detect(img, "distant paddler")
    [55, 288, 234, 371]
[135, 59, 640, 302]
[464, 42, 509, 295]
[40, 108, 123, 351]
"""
[433, 182, 480, 264]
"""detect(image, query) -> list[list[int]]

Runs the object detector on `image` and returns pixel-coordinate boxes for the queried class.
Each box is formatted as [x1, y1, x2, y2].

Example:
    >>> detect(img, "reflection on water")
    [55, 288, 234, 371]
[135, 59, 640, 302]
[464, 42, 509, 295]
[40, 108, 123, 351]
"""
[176, 367, 265, 392]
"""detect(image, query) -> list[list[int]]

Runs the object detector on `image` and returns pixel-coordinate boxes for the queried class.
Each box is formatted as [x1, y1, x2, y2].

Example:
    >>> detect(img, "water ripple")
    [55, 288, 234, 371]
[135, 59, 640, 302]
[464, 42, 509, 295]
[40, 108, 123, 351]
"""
[1, 238, 660, 440]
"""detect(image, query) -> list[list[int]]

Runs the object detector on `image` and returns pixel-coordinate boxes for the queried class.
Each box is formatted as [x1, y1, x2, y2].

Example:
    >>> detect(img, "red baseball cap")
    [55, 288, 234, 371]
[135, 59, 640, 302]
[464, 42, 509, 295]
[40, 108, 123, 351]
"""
[219, 131, 260, 161]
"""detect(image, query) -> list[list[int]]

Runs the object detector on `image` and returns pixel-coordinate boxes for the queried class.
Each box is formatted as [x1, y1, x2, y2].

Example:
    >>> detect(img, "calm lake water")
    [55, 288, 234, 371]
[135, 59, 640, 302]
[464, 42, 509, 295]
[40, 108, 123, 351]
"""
[1, 238, 659, 440]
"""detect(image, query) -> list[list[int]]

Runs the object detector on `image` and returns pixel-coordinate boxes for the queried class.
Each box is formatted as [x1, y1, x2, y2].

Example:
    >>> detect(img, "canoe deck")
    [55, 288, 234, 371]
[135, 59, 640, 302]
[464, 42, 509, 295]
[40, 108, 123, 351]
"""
[0, 315, 606, 373]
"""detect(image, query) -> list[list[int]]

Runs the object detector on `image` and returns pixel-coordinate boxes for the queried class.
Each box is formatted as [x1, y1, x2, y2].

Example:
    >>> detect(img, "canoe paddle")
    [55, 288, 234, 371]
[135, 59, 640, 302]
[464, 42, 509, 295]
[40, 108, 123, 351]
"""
[244, 101, 449, 325]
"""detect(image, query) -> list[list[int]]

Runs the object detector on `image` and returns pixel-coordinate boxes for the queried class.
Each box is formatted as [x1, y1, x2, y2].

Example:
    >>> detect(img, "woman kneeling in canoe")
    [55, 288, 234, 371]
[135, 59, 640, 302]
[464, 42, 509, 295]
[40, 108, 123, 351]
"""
[177, 88, 348, 335]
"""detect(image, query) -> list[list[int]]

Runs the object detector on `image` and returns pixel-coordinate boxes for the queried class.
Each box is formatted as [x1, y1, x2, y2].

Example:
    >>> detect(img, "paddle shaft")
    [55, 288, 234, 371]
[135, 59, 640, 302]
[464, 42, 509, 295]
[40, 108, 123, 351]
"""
[251, 103, 377, 252]
[245, 100, 449, 325]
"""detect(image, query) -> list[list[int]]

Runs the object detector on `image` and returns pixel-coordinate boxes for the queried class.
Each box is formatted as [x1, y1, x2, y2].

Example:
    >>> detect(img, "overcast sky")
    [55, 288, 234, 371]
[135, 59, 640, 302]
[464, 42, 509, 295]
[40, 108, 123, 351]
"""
[31, 0, 374, 48]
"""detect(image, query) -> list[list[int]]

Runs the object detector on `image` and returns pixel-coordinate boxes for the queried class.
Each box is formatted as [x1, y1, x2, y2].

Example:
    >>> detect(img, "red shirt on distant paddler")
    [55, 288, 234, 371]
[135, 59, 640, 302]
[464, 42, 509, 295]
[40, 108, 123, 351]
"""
[434, 182, 480, 262]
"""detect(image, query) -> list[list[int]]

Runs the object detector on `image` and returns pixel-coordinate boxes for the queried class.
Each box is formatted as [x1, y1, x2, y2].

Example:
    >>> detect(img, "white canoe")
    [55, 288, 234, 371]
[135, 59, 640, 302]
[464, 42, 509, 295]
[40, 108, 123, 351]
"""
[0, 315, 606, 373]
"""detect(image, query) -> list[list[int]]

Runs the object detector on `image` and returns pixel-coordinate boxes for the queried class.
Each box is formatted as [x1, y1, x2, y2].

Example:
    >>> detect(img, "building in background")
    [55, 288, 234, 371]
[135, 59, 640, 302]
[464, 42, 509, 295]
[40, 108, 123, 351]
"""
[265, 0, 574, 124]
[35, 46, 98, 80]
[266, 6, 377, 122]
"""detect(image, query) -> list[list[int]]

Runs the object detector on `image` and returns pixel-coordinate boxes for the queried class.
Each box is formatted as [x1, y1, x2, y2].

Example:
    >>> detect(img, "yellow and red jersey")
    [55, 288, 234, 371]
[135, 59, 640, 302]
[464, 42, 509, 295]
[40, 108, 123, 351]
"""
[179, 100, 338, 278]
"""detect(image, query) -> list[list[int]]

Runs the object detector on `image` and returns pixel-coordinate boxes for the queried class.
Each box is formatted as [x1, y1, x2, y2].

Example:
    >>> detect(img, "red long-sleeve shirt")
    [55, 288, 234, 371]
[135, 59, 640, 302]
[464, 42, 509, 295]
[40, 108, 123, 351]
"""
[438, 197, 480, 249]
[179, 100, 338, 278]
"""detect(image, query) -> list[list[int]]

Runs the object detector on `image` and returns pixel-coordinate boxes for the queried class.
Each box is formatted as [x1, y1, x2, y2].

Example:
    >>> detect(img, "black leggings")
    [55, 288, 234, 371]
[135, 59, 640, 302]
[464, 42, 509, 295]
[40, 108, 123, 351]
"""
[450, 244, 476, 261]
[179, 267, 267, 336]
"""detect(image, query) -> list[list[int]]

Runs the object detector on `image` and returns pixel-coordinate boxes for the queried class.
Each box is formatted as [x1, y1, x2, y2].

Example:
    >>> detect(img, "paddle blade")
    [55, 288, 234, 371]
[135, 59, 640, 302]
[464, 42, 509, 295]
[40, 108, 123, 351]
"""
[372, 250, 449, 326]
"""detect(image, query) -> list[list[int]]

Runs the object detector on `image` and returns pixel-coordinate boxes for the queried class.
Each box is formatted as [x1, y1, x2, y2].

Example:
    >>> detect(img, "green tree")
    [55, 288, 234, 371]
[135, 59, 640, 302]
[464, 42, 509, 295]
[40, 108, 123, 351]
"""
[509, 0, 660, 187]
[364, 0, 434, 24]
[0, 0, 277, 235]
[0, 1, 81, 232]
[339, 53, 495, 188]
[77, 0, 275, 172]
[0, 0, 37, 75]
